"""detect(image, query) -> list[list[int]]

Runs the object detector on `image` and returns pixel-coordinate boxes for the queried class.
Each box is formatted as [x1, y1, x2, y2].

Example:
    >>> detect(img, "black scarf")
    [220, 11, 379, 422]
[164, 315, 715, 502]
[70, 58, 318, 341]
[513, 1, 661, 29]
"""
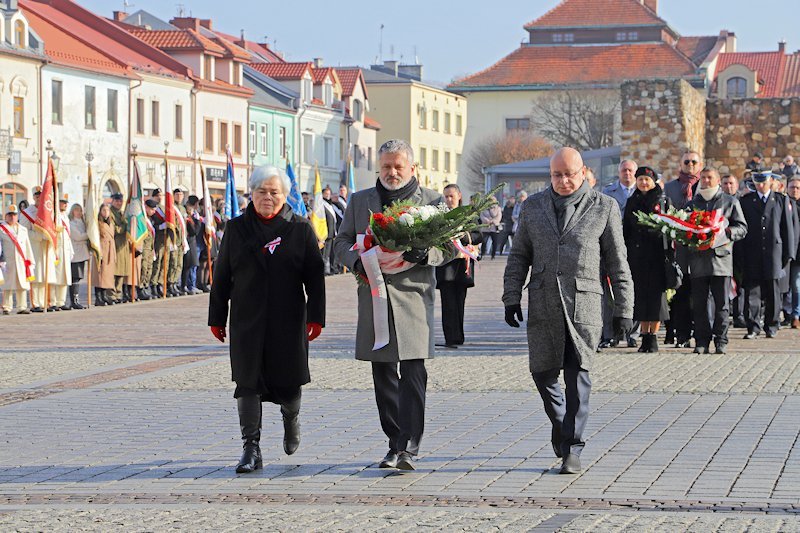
[376, 176, 419, 209]
[549, 179, 590, 232]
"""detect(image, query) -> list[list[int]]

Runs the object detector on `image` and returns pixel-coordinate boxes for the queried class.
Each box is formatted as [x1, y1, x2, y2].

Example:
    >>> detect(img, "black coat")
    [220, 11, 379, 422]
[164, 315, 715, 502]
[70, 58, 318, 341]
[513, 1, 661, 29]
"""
[736, 191, 796, 284]
[622, 186, 669, 319]
[209, 203, 325, 390]
[183, 214, 200, 268]
[436, 230, 483, 288]
[686, 190, 748, 278]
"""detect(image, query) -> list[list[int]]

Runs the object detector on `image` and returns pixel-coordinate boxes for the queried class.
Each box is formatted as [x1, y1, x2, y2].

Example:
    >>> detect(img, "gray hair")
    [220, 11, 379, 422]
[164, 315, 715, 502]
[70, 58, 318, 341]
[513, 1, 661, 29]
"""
[378, 139, 414, 164]
[249, 165, 291, 195]
[619, 159, 638, 171]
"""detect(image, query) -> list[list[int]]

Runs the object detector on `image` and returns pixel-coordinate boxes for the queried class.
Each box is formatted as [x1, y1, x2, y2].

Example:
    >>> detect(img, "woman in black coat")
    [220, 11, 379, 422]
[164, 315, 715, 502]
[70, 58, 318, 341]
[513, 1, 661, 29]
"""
[622, 166, 671, 353]
[209, 165, 325, 473]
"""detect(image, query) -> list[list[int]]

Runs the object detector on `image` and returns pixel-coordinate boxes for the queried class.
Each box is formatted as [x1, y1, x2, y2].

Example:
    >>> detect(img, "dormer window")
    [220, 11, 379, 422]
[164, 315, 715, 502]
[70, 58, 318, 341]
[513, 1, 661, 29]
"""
[303, 78, 313, 103]
[727, 77, 747, 99]
[552, 33, 563, 43]
[323, 82, 333, 106]
[15, 20, 25, 48]
[204, 55, 213, 81]
[353, 99, 363, 121]
[628, 32, 638, 41]
[616, 32, 627, 41]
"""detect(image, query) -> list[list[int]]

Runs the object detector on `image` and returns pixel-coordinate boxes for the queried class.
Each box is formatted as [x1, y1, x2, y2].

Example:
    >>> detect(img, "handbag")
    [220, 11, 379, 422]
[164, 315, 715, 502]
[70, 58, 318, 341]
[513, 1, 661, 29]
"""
[660, 197, 683, 290]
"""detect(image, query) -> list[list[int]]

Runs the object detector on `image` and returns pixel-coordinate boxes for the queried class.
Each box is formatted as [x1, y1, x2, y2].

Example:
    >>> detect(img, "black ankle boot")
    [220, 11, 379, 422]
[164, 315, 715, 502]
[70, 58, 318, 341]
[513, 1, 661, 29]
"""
[138, 286, 151, 300]
[70, 284, 86, 309]
[281, 393, 301, 456]
[638, 334, 650, 353]
[94, 288, 107, 306]
[236, 396, 262, 473]
[648, 334, 659, 353]
[103, 289, 116, 305]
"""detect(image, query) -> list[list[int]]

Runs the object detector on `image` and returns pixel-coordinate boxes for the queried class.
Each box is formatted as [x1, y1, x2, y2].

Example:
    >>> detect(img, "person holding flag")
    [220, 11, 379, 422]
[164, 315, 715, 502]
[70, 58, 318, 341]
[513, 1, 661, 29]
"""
[309, 165, 329, 251]
[48, 195, 75, 311]
[168, 188, 188, 297]
[0, 204, 35, 314]
[126, 160, 151, 301]
[84, 160, 103, 306]
[109, 193, 130, 303]
[22, 162, 59, 312]
[199, 162, 218, 292]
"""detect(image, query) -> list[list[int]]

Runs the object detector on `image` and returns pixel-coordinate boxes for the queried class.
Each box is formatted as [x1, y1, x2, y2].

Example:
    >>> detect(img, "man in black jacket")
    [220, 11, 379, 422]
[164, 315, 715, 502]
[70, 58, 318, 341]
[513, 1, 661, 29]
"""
[686, 168, 748, 354]
[737, 172, 796, 338]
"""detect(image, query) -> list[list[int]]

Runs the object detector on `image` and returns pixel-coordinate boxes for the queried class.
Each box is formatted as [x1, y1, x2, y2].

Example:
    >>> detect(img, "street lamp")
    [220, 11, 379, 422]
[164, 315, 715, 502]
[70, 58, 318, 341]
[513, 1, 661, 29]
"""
[249, 149, 256, 174]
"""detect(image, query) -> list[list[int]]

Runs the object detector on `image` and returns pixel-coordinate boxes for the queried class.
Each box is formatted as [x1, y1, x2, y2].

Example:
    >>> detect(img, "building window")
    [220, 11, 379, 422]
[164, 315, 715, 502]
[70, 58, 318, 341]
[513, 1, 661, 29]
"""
[564, 33, 574, 42]
[13, 97, 24, 138]
[367, 147, 373, 171]
[506, 118, 530, 131]
[616, 32, 627, 41]
[233, 124, 243, 156]
[456, 114, 463, 135]
[455, 153, 461, 174]
[107, 89, 118, 132]
[303, 78, 313, 102]
[302, 133, 313, 164]
[0, 182, 27, 212]
[260, 124, 268, 156]
[279, 127, 287, 159]
[51, 80, 62, 125]
[419, 108, 427, 129]
[204, 119, 214, 152]
[552, 33, 563, 43]
[431, 110, 439, 131]
[323, 137, 333, 166]
[444, 152, 451, 173]
[233, 65, 241, 86]
[85, 86, 96, 129]
[353, 99, 363, 121]
[444, 112, 451, 134]
[136, 98, 145, 135]
[150, 100, 159, 136]
[174, 104, 183, 140]
[219, 122, 229, 154]
[249, 122, 256, 155]
[204, 55, 213, 81]
[628, 32, 638, 41]
[419, 147, 427, 169]
[323, 83, 333, 106]
[431, 149, 439, 171]
[15, 20, 25, 48]
[727, 77, 747, 98]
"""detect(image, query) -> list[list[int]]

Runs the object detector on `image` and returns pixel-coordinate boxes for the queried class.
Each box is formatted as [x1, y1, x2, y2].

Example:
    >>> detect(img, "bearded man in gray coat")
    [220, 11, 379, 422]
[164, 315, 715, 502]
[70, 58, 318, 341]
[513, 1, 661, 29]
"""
[503, 147, 633, 474]
[334, 139, 456, 471]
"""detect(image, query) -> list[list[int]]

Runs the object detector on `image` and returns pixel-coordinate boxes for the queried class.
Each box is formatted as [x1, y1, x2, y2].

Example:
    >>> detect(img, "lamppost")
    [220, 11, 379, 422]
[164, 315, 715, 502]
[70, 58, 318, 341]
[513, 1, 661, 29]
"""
[249, 149, 256, 175]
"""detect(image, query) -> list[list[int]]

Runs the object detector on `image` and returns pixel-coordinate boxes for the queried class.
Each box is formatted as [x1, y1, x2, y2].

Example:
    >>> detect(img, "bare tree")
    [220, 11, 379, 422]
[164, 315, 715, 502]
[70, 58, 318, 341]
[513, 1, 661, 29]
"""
[464, 130, 554, 190]
[530, 91, 619, 151]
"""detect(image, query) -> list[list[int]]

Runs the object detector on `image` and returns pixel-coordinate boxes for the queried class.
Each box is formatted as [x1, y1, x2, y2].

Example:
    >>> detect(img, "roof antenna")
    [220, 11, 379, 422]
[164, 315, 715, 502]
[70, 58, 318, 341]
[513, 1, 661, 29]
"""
[379, 24, 384, 61]
[123, 0, 135, 11]
[176, 3, 185, 17]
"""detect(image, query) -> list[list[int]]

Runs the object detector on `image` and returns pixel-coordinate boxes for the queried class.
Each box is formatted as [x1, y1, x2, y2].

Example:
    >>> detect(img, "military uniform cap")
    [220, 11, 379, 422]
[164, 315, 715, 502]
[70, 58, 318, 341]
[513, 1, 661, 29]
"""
[5, 204, 18, 214]
[110, 193, 124, 200]
[32, 186, 42, 195]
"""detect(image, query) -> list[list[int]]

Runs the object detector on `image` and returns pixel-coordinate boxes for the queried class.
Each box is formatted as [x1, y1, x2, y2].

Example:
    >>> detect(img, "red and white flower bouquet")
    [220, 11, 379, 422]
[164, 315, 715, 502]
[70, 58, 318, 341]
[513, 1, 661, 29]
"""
[635, 206, 728, 250]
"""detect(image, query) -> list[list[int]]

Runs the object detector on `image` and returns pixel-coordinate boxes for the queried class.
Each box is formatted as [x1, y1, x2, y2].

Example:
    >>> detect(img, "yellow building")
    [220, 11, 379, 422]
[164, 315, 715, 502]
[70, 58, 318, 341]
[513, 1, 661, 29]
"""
[363, 62, 466, 193]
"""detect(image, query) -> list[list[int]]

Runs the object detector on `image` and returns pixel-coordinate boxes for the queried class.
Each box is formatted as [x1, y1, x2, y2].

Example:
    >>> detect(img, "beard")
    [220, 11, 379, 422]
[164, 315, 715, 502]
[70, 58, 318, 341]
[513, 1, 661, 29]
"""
[378, 175, 411, 191]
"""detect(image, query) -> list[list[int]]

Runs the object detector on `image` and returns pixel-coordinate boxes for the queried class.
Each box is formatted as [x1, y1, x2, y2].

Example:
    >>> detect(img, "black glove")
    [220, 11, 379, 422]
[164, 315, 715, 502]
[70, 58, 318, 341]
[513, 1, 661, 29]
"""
[402, 248, 429, 264]
[505, 304, 523, 328]
[613, 317, 633, 338]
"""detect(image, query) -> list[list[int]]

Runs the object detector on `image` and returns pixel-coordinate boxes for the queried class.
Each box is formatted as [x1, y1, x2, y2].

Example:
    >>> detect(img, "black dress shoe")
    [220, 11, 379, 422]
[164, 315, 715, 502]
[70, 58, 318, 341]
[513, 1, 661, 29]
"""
[732, 319, 747, 329]
[559, 454, 581, 474]
[693, 345, 710, 354]
[675, 340, 692, 348]
[743, 331, 759, 340]
[765, 330, 776, 338]
[31, 307, 44, 313]
[626, 337, 638, 348]
[435, 343, 458, 349]
[379, 451, 399, 468]
[396, 451, 415, 471]
[47, 306, 59, 312]
[715, 344, 727, 354]
[597, 340, 613, 349]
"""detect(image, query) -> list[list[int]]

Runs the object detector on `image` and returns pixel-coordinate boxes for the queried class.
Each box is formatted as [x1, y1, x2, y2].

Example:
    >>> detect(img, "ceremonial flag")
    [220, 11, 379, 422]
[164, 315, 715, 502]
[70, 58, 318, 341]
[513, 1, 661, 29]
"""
[163, 155, 176, 228]
[310, 164, 328, 241]
[85, 162, 102, 261]
[200, 163, 216, 237]
[223, 149, 240, 220]
[286, 161, 307, 217]
[126, 160, 148, 245]
[34, 158, 58, 247]
[347, 156, 356, 194]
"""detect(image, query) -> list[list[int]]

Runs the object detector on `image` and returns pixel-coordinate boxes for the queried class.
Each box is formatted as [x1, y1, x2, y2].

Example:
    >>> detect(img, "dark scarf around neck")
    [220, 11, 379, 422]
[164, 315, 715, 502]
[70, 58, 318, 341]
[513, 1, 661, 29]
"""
[678, 171, 700, 200]
[376, 176, 419, 209]
[549, 179, 590, 232]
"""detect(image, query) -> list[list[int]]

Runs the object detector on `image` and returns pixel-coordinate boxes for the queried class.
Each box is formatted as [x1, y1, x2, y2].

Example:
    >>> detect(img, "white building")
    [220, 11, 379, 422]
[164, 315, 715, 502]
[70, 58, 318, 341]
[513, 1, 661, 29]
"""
[336, 67, 380, 191]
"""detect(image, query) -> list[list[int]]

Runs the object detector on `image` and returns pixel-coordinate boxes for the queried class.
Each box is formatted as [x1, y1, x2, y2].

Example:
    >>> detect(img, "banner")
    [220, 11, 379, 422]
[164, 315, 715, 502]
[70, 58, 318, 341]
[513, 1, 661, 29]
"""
[286, 162, 307, 216]
[309, 164, 328, 241]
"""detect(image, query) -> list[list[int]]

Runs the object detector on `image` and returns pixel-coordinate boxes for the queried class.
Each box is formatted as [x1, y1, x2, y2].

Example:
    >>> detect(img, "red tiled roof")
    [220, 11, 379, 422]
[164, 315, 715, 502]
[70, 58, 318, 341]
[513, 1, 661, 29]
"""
[715, 52, 786, 98]
[525, 0, 664, 29]
[249, 61, 312, 80]
[21, 6, 132, 78]
[676, 36, 720, 66]
[212, 30, 285, 63]
[196, 77, 254, 98]
[782, 53, 800, 98]
[128, 28, 226, 56]
[312, 67, 341, 88]
[336, 67, 368, 98]
[450, 43, 697, 89]
[364, 116, 381, 130]
[208, 34, 250, 61]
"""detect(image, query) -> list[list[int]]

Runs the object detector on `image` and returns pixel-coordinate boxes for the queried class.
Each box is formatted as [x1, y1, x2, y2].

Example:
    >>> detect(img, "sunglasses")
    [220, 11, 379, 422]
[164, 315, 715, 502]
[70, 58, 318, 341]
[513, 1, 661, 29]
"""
[683, 160, 700, 165]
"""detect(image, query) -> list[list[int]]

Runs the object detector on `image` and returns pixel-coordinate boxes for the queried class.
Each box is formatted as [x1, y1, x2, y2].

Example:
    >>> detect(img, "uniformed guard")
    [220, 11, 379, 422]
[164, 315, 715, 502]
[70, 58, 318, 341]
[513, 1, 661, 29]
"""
[109, 192, 130, 303]
[138, 200, 157, 300]
[149, 190, 168, 298]
[49, 195, 75, 311]
[168, 188, 187, 296]
[0, 204, 35, 314]
[19, 186, 56, 312]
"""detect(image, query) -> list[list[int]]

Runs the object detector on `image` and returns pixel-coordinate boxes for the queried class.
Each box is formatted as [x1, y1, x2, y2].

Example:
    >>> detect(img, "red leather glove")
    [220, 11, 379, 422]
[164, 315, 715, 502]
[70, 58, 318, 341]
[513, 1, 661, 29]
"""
[306, 322, 322, 342]
[210, 326, 226, 343]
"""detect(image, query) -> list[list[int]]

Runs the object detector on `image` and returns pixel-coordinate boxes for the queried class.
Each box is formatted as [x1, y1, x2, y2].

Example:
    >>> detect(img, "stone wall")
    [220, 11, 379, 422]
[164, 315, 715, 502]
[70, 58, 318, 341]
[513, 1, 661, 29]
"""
[705, 99, 800, 177]
[620, 79, 706, 178]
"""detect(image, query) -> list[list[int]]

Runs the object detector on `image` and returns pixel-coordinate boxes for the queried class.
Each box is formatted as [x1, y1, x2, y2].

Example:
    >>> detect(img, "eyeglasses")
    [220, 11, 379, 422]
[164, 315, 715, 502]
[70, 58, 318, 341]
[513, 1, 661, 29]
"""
[550, 169, 583, 180]
[683, 160, 700, 165]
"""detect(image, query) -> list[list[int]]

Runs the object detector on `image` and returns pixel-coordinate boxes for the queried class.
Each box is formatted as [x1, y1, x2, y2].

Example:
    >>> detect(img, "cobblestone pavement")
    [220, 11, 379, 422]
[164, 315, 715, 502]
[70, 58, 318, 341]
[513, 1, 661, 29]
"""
[1, 257, 799, 531]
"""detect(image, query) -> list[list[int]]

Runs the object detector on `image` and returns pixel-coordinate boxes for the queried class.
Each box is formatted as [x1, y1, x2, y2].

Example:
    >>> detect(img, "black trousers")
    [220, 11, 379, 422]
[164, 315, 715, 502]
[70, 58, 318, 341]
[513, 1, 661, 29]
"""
[531, 334, 591, 458]
[745, 279, 781, 335]
[691, 276, 730, 348]
[731, 279, 745, 322]
[439, 282, 467, 345]
[669, 277, 693, 342]
[371, 359, 427, 455]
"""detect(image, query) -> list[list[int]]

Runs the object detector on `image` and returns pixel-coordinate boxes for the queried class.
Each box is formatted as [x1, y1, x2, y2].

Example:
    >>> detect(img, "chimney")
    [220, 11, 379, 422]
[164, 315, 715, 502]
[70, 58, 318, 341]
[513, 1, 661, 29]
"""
[236, 29, 247, 48]
[398, 64, 423, 81]
[641, 0, 657, 12]
[112, 10, 127, 22]
[170, 17, 201, 31]
[779, 40, 786, 53]
[199, 19, 212, 30]
[383, 60, 399, 76]
[313, 57, 324, 68]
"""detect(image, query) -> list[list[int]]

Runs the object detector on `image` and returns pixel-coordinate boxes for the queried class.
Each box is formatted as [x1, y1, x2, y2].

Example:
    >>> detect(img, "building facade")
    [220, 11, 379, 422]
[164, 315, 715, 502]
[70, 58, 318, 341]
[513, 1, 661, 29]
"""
[244, 68, 297, 174]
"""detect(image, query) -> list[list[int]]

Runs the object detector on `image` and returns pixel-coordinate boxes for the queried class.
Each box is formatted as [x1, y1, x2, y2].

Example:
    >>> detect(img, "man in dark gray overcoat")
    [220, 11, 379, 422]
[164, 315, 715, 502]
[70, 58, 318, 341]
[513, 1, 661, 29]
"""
[334, 139, 456, 471]
[503, 147, 633, 474]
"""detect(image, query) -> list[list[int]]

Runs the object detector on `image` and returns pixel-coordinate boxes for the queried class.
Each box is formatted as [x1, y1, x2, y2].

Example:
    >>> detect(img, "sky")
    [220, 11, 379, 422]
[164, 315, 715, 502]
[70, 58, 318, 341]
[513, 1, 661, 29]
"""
[81, 0, 797, 86]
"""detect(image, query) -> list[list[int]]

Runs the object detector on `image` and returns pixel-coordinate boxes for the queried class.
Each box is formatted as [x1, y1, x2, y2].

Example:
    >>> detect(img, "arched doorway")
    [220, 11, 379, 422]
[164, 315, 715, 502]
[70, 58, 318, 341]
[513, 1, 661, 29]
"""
[0, 181, 27, 210]
[100, 170, 123, 204]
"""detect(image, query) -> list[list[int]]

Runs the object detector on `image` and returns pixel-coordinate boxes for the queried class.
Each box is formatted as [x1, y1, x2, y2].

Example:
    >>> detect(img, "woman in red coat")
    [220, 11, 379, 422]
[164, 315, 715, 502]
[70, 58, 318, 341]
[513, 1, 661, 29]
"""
[209, 166, 325, 473]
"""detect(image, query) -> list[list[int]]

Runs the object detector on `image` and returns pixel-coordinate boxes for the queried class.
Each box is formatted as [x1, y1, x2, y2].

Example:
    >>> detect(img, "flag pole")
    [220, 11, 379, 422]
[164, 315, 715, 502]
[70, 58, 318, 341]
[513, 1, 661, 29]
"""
[129, 151, 137, 303]
[86, 156, 93, 309]
[199, 154, 214, 287]
[88, 252, 93, 309]
[162, 144, 169, 298]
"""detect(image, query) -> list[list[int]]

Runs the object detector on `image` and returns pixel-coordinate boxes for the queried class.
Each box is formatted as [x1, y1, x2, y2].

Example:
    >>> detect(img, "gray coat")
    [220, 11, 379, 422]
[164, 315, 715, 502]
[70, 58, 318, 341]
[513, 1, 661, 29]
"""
[686, 190, 748, 278]
[503, 188, 633, 374]
[664, 179, 698, 271]
[333, 185, 456, 362]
